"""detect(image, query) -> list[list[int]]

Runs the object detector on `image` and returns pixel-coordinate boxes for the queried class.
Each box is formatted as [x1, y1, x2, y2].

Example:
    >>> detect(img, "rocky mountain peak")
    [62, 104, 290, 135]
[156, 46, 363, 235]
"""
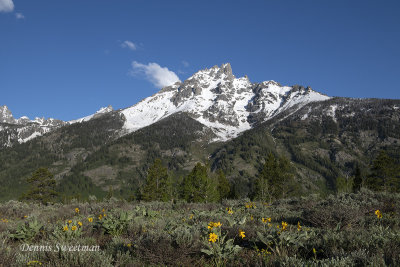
[0, 105, 15, 124]
[217, 63, 233, 77]
[121, 63, 331, 141]
[189, 63, 235, 83]
[0, 105, 66, 148]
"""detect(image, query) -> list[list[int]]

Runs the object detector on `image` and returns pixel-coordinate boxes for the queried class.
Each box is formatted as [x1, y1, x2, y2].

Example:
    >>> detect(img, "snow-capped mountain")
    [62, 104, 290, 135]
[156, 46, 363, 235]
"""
[0, 105, 66, 147]
[0, 63, 331, 147]
[0, 105, 118, 148]
[120, 63, 330, 141]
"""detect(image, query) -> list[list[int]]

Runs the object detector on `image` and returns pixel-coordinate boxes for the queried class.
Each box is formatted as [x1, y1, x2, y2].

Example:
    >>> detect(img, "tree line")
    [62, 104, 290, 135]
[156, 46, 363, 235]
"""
[19, 150, 399, 205]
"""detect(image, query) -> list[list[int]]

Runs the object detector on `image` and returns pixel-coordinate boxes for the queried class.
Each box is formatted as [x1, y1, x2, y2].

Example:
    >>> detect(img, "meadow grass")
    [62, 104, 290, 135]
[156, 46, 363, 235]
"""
[0, 188, 399, 266]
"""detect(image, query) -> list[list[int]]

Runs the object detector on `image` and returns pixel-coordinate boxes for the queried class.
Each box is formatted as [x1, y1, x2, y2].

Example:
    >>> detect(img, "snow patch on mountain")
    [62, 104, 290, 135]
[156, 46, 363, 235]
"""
[326, 105, 338, 122]
[18, 131, 42, 143]
[121, 63, 331, 141]
[69, 105, 113, 124]
[121, 90, 178, 132]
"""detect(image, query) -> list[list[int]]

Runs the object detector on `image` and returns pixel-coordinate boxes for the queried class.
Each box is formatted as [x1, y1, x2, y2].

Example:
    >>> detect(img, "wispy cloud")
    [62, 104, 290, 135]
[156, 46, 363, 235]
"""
[182, 60, 189, 67]
[0, 0, 14, 12]
[121, 40, 137, 51]
[131, 61, 180, 88]
[15, 12, 24, 19]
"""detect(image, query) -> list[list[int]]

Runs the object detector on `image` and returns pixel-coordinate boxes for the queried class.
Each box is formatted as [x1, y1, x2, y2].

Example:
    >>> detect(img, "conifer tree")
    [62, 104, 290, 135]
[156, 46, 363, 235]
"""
[20, 168, 58, 204]
[368, 151, 399, 192]
[182, 163, 218, 203]
[142, 159, 172, 201]
[255, 153, 292, 201]
[216, 169, 230, 200]
[352, 164, 363, 193]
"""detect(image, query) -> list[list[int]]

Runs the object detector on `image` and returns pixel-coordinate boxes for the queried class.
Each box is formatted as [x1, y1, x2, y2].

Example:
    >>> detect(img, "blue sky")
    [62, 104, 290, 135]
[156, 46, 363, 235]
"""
[1, 0, 399, 121]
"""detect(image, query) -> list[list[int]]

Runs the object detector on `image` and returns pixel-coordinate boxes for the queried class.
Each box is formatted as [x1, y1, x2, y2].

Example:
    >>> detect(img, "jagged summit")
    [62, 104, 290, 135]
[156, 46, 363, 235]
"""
[0, 105, 62, 126]
[0, 105, 65, 147]
[121, 63, 330, 141]
[0, 105, 15, 124]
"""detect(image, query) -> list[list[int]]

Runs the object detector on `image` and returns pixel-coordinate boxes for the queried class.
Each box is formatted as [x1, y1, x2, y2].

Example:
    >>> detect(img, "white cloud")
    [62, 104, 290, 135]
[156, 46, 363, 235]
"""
[182, 60, 189, 68]
[0, 0, 14, 12]
[15, 12, 24, 19]
[131, 61, 180, 88]
[121, 40, 137, 51]
[182, 60, 189, 67]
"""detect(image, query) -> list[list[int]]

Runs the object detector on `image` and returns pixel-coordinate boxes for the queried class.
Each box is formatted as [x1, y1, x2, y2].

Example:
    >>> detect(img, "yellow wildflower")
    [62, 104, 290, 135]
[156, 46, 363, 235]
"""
[75, 208, 80, 213]
[208, 221, 222, 230]
[63, 225, 68, 231]
[27, 260, 42, 266]
[282, 221, 288, 231]
[297, 221, 302, 231]
[71, 225, 77, 231]
[88, 217, 93, 223]
[245, 202, 256, 209]
[262, 217, 271, 224]
[375, 210, 382, 219]
[98, 214, 103, 220]
[127, 243, 132, 248]
[77, 221, 82, 227]
[227, 208, 234, 215]
[68, 220, 72, 224]
[257, 248, 271, 256]
[209, 232, 218, 243]
[239, 230, 245, 239]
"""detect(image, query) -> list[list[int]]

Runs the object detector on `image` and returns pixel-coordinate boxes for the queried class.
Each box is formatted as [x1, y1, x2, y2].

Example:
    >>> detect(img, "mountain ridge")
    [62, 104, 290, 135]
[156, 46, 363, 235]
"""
[0, 63, 331, 147]
[120, 63, 330, 141]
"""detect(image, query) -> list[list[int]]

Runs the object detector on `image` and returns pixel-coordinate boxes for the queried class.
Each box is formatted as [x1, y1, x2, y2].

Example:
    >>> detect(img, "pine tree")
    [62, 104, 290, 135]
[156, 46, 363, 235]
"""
[20, 168, 58, 204]
[368, 151, 399, 192]
[216, 169, 230, 200]
[142, 159, 172, 201]
[255, 153, 292, 201]
[352, 164, 363, 193]
[182, 163, 218, 203]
